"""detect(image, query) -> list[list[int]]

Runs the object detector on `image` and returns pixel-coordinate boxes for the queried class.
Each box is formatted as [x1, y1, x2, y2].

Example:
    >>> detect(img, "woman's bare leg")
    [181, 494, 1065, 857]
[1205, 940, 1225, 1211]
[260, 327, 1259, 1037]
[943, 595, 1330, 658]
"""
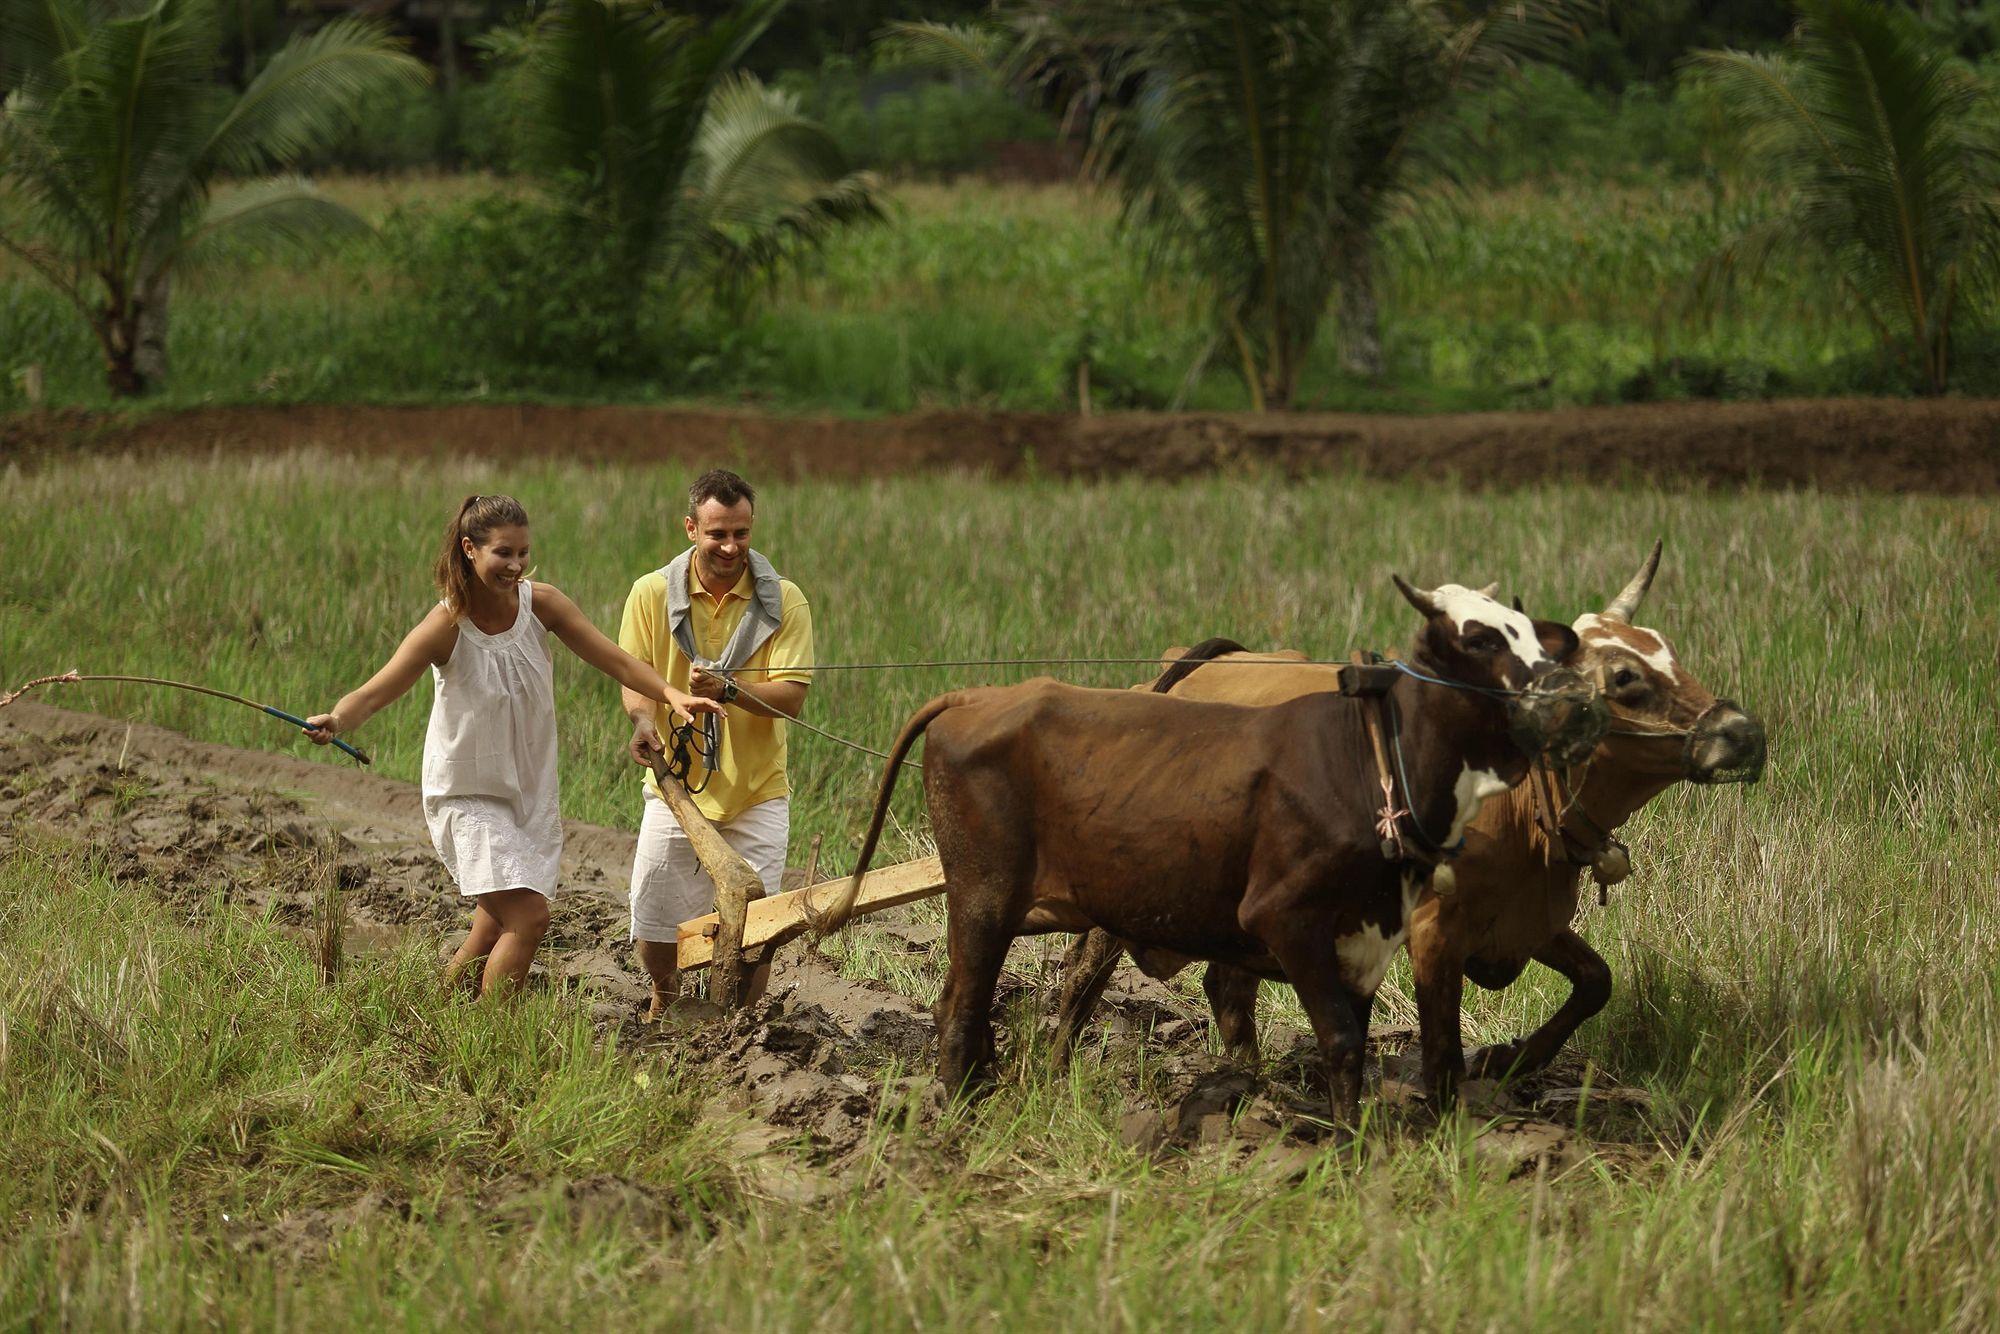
[478, 888, 551, 997]
[446, 902, 505, 995]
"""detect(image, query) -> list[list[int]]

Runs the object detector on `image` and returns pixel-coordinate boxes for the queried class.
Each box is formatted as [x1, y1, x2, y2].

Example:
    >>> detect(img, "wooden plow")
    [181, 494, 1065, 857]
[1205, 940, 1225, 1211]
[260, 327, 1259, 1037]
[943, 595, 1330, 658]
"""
[648, 753, 944, 1008]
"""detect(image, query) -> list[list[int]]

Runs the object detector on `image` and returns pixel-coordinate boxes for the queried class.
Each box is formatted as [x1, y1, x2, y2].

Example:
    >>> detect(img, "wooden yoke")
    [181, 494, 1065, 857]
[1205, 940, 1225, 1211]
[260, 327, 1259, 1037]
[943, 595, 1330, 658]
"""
[646, 751, 765, 1008]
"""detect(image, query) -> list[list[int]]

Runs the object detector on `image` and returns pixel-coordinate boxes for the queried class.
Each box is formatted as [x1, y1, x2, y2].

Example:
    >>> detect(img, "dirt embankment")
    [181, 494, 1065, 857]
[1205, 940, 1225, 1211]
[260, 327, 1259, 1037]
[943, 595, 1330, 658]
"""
[6, 397, 1998, 491]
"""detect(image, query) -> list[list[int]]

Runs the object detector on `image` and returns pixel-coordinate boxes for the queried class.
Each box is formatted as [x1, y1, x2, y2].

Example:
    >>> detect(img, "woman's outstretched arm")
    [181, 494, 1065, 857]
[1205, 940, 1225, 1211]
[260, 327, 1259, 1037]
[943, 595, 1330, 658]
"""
[304, 604, 459, 743]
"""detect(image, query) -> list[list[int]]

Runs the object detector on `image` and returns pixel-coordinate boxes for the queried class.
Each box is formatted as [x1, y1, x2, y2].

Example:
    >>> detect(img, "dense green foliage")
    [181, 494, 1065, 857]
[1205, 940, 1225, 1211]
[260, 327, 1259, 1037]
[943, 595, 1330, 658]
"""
[5, 5, 1998, 408]
[0, 173, 1956, 413]
[3, 457, 1997, 1325]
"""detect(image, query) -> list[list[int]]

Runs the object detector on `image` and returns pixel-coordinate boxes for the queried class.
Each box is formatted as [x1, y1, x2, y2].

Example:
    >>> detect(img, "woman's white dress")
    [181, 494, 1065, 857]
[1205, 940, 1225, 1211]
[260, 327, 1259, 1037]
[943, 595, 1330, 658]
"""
[421, 579, 561, 898]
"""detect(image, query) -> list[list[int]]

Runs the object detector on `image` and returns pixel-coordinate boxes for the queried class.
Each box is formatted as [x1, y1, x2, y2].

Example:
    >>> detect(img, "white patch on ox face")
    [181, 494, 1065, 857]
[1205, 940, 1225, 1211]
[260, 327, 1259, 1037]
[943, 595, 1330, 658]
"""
[1431, 583, 1551, 668]
[1335, 870, 1423, 996]
[1449, 762, 1510, 846]
[1573, 613, 1680, 684]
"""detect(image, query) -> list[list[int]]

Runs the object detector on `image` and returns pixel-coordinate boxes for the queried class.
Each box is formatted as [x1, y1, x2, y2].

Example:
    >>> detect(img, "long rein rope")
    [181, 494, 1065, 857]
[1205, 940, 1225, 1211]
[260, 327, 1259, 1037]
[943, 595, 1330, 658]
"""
[699, 653, 1561, 779]
[4, 655, 1669, 787]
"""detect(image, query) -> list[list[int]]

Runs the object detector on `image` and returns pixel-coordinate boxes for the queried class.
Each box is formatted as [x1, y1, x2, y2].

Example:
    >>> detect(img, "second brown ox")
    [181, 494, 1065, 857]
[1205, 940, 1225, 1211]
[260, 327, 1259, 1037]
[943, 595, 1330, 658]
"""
[818, 578, 1608, 1127]
[1052, 543, 1768, 1100]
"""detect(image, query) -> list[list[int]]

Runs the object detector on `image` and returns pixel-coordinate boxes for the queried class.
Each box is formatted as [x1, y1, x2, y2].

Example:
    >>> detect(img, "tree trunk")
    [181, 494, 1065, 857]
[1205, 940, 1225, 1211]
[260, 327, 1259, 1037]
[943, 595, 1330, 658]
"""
[439, 3, 459, 95]
[1261, 351, 1299, 412]
[1336, 228, 1384, 380]
[98, 278, 143, 398]
[133, 269, 171, 392]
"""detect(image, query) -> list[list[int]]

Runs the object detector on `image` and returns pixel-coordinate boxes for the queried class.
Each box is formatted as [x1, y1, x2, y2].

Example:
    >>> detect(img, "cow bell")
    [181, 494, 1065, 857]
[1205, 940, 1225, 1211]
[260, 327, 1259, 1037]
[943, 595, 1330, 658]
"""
[1590, 841, 1631, 887]
[1432, 863, 1457, 896]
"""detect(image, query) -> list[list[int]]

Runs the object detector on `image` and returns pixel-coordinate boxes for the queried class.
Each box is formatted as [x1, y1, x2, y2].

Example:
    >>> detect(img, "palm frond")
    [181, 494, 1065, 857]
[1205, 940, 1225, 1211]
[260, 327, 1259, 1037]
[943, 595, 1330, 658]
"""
[3, 0, 220, 273]
[681, 74, 883, 288]
[0, 0, 90, 88]
[161, 175, 370, 274]
[508, 0, 786, 269]
[202, 17, 428, 176]
[874, 20, 1010, 83]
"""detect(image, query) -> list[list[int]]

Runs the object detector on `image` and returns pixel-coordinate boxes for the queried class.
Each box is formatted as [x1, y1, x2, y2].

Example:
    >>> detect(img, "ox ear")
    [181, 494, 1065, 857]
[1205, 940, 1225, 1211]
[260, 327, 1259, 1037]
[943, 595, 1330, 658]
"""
[1534, 619, 1581, 663]
[1392, 574, 1440, 619]
[1602, 539, 1664, 624]
[1512, 595, 1525, 613]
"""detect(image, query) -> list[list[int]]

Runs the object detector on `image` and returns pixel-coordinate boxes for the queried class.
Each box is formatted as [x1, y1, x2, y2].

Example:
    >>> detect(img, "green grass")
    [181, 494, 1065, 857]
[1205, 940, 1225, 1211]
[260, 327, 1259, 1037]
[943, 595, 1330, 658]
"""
[0, 174, 1898, 414]
[3, 456, 1997, 1325]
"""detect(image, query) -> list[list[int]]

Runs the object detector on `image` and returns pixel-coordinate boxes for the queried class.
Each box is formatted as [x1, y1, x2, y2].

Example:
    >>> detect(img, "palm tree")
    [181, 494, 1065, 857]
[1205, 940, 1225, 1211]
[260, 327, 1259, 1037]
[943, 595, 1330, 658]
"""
[0, 0, 426, 397]
[887, 1, 1585, 409]
[495, 0, 881, 326]
[1692, 0, 2000, 393]
[1095, 1, 1448, 405]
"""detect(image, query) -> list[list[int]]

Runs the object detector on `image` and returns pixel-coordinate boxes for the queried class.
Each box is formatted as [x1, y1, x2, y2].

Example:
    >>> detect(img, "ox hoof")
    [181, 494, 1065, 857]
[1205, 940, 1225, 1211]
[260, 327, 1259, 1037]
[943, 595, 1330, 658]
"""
[1464, 1042, 1529, 1082]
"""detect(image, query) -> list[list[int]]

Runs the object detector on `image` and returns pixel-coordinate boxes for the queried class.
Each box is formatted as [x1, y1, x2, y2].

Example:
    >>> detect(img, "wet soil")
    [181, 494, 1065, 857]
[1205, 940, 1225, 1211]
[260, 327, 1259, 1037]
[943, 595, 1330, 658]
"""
[5, 397, 1999, 491]
[0, 698, 1672, 1183]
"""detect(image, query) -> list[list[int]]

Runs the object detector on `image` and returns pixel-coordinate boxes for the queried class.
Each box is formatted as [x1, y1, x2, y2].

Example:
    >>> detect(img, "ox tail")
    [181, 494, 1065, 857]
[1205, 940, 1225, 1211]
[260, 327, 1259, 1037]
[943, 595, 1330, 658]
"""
[807, 691, 965, 936]
[1152, 637, 1250, 695]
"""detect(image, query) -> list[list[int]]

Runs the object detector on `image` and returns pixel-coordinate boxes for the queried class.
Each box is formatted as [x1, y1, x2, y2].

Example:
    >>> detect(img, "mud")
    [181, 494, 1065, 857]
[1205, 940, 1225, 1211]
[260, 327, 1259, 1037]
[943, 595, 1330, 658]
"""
[0, 698, 1670, 1183]
[6, 397, 2000, 492]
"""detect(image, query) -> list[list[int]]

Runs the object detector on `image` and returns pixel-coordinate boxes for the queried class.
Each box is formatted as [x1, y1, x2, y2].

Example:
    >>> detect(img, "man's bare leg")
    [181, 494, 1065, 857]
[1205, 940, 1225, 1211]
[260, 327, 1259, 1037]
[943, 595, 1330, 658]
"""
[637, 938, 771, 1014]
[637, 937, 681, 1018]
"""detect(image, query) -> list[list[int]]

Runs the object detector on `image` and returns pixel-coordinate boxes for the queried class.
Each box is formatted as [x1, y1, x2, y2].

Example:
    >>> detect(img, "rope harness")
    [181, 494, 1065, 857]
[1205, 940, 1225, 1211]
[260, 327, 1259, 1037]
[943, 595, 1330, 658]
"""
[1338, 653, 1481, 894]
[1521, 698, 1751, 905]
[661, 710, 723, 795]
[1524, 757, 1629, 905]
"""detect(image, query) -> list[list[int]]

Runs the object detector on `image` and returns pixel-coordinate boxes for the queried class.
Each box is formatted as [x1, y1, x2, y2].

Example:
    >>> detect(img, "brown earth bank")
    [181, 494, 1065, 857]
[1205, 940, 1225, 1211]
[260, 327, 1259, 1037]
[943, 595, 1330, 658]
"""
[5, 397, 1999, 491]
[1, 698, 1675, 1179]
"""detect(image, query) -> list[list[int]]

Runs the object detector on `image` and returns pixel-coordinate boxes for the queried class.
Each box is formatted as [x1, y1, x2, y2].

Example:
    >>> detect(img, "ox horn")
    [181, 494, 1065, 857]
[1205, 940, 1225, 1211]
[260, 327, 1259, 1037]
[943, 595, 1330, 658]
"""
[1478, 581, 1500, 599]
[1602, 539, 1664, 624]
[1392, 573, 1440, 619]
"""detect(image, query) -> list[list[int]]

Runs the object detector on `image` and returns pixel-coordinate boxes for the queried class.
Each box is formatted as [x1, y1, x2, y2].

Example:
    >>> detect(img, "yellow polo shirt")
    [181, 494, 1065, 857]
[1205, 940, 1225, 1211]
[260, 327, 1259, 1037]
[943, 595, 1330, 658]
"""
[618, 561, 815, 824]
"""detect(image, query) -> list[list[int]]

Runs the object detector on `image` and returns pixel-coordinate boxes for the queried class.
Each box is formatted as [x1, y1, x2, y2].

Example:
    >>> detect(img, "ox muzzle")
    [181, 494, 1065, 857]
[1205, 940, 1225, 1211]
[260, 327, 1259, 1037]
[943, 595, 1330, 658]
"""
[1685, 699, 1767, 785]
[1506, 667, 1610, 769]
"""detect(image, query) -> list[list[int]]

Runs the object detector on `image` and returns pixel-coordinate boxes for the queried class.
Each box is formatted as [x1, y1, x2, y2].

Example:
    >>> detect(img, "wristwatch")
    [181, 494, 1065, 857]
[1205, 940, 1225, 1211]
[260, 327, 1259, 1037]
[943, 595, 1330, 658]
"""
[722, 679, 739, 704]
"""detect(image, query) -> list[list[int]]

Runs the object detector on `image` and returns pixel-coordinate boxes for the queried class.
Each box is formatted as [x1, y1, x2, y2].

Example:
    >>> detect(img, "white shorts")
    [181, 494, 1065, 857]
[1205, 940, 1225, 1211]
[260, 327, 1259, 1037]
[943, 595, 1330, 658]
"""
[629, 791, 789, 943]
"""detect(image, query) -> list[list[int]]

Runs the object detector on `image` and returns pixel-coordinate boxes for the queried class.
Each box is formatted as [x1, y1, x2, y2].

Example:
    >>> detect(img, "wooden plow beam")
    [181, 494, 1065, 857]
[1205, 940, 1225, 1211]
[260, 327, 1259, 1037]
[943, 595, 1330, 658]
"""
[645, 752, 770, 1007]
[677, 854, 945, 973]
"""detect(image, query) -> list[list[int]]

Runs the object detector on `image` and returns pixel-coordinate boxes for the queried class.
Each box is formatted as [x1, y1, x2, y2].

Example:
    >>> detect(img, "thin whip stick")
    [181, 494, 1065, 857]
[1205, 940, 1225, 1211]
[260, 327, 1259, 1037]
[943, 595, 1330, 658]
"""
[0, 672, 372, 765]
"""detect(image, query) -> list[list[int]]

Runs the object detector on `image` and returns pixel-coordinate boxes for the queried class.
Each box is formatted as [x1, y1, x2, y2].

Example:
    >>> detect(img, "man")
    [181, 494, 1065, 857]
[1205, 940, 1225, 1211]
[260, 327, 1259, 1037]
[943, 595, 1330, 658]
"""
[619, 469, 814, 1016]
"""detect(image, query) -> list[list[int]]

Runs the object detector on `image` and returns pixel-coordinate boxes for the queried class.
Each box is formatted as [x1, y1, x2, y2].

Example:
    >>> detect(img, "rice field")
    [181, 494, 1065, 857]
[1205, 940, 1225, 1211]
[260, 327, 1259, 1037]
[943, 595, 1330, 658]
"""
[2, 453, 1994, 1326]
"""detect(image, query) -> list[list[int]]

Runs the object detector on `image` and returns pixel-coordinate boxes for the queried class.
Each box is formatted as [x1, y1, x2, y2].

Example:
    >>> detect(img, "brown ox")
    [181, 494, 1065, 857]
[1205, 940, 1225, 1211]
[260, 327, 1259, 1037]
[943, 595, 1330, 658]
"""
[1052, 543, 1768, 1099]
[818, 578, 1609, 1126]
